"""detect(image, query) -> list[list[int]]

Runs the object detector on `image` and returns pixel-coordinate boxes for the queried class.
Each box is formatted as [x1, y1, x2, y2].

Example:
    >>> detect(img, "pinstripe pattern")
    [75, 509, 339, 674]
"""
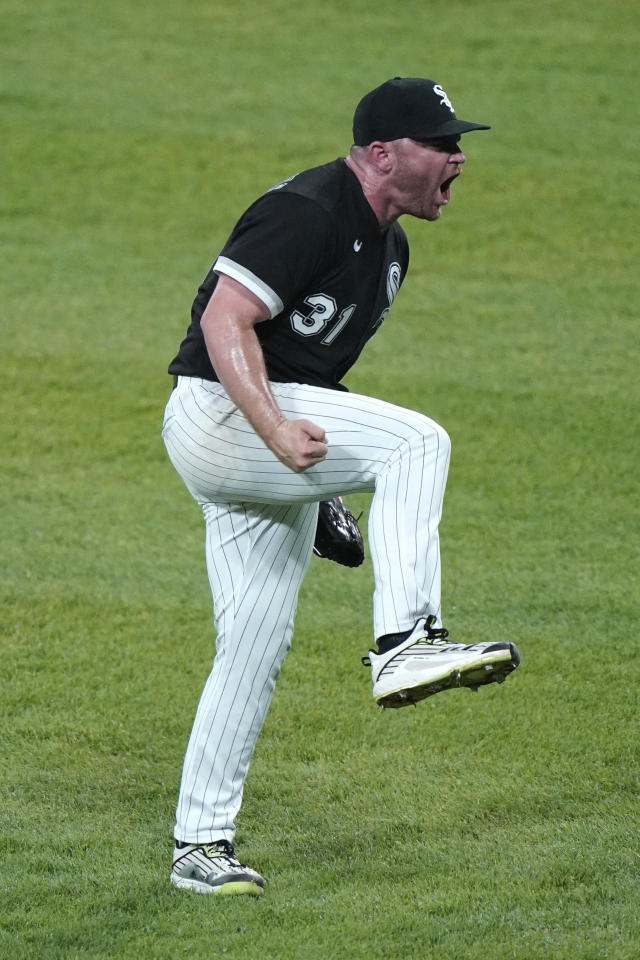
[162, 375, 450, 842]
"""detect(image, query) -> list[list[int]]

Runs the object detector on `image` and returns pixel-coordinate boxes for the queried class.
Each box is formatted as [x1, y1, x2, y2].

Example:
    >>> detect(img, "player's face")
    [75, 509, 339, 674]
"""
[391, 137, 466, 221]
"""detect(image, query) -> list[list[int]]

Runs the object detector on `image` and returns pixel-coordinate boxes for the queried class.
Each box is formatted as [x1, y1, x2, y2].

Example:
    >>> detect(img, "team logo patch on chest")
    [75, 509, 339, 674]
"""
[387, 262, 401, 305]
[372, 261, 403, 335]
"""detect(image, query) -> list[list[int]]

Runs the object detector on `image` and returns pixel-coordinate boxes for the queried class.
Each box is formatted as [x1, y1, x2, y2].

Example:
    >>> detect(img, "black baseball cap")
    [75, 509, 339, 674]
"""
[353, 76, 490, 145]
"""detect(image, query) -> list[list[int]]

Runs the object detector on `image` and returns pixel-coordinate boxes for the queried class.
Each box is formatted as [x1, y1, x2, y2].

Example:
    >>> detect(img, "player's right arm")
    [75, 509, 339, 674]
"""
[200, 275, 328, 473]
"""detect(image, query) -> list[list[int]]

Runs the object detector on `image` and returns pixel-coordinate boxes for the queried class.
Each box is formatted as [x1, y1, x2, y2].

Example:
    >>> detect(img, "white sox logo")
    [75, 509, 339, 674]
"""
[374, 261, 402, 334]
[386, 261, 401, 305]
[433, 83, 455, 114]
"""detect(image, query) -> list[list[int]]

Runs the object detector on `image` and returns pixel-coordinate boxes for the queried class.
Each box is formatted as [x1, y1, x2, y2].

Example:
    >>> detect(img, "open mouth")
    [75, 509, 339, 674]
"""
[439, 173, 459, 203]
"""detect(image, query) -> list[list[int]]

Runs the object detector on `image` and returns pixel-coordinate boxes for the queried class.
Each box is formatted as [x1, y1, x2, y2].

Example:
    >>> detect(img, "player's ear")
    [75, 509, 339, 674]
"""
[367, 141, 394, 173]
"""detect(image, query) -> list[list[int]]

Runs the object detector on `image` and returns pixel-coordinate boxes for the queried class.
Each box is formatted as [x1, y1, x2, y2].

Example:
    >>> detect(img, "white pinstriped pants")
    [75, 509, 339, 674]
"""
[162, 376, 451, 843]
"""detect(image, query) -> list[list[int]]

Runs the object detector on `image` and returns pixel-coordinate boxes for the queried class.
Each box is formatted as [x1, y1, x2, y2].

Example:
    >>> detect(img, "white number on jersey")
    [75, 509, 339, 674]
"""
[321, 304, 356, 344]
[290, 295, 357, 345]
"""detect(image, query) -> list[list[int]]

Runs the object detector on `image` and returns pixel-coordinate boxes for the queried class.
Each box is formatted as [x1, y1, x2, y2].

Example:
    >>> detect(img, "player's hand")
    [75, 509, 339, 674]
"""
[266, 418, 328, 472]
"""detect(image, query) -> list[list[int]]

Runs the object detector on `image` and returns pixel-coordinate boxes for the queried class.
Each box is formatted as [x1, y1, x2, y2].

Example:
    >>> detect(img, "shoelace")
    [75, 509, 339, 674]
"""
[423, 614, 449, 643]
[202, 840, 247, 868]
[362, 614, 450, 666]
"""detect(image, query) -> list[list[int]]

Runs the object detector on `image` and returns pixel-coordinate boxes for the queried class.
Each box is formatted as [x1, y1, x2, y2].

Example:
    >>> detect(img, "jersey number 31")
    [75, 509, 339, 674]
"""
[290, 295, 356, 345]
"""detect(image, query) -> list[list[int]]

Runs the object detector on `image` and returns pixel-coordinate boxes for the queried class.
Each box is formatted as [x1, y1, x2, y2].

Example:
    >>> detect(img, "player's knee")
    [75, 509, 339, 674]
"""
[434, 422, 451, 460]
[408, 414, 451, 460]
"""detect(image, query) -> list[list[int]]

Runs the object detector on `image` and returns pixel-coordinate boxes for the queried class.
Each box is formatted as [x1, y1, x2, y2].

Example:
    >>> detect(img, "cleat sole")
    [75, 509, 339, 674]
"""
[377, 643, 520, 709]
[171, 873, 264, 896]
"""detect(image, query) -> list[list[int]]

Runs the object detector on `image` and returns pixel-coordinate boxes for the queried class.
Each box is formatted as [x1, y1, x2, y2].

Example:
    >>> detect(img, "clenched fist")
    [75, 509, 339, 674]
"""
[265, 418, 328, 472]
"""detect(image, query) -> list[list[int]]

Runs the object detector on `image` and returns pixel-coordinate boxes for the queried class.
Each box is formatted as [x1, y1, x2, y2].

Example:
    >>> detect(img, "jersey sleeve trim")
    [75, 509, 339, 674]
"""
[213, 256, 284, 319]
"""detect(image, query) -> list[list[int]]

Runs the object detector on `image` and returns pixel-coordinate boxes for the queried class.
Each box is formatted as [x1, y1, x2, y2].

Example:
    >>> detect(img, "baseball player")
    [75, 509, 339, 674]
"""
[163, 76, 520, 897]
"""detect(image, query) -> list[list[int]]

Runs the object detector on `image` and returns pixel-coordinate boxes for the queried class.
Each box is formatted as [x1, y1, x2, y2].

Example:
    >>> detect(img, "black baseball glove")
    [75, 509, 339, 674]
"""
[313, 497, 365, 568]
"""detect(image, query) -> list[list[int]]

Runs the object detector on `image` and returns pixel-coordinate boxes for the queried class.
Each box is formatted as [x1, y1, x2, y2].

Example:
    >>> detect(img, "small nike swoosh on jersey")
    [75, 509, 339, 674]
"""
[353, 239, 363, 252]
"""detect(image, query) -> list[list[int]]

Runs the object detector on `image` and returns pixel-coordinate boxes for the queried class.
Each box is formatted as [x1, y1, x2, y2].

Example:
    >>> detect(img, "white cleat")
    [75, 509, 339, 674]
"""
[366, 616, 520, 709]
[170, 840, 265, 896]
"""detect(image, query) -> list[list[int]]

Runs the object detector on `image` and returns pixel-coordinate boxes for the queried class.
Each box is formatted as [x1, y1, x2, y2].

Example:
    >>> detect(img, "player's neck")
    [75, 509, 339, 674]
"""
[344, 155, 397, 231]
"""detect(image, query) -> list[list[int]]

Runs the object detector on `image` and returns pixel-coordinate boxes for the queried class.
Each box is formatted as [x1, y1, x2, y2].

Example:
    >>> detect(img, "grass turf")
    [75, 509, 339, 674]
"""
[2, 0, 639, 957]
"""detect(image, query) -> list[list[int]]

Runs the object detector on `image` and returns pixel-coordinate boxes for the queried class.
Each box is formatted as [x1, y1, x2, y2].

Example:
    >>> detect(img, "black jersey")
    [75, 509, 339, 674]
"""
[168, 158, 409, 391]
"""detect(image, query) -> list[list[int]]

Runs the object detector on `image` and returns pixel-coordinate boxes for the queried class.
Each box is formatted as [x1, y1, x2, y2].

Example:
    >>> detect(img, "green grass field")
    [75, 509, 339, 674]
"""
[2, 0, 639, 957]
